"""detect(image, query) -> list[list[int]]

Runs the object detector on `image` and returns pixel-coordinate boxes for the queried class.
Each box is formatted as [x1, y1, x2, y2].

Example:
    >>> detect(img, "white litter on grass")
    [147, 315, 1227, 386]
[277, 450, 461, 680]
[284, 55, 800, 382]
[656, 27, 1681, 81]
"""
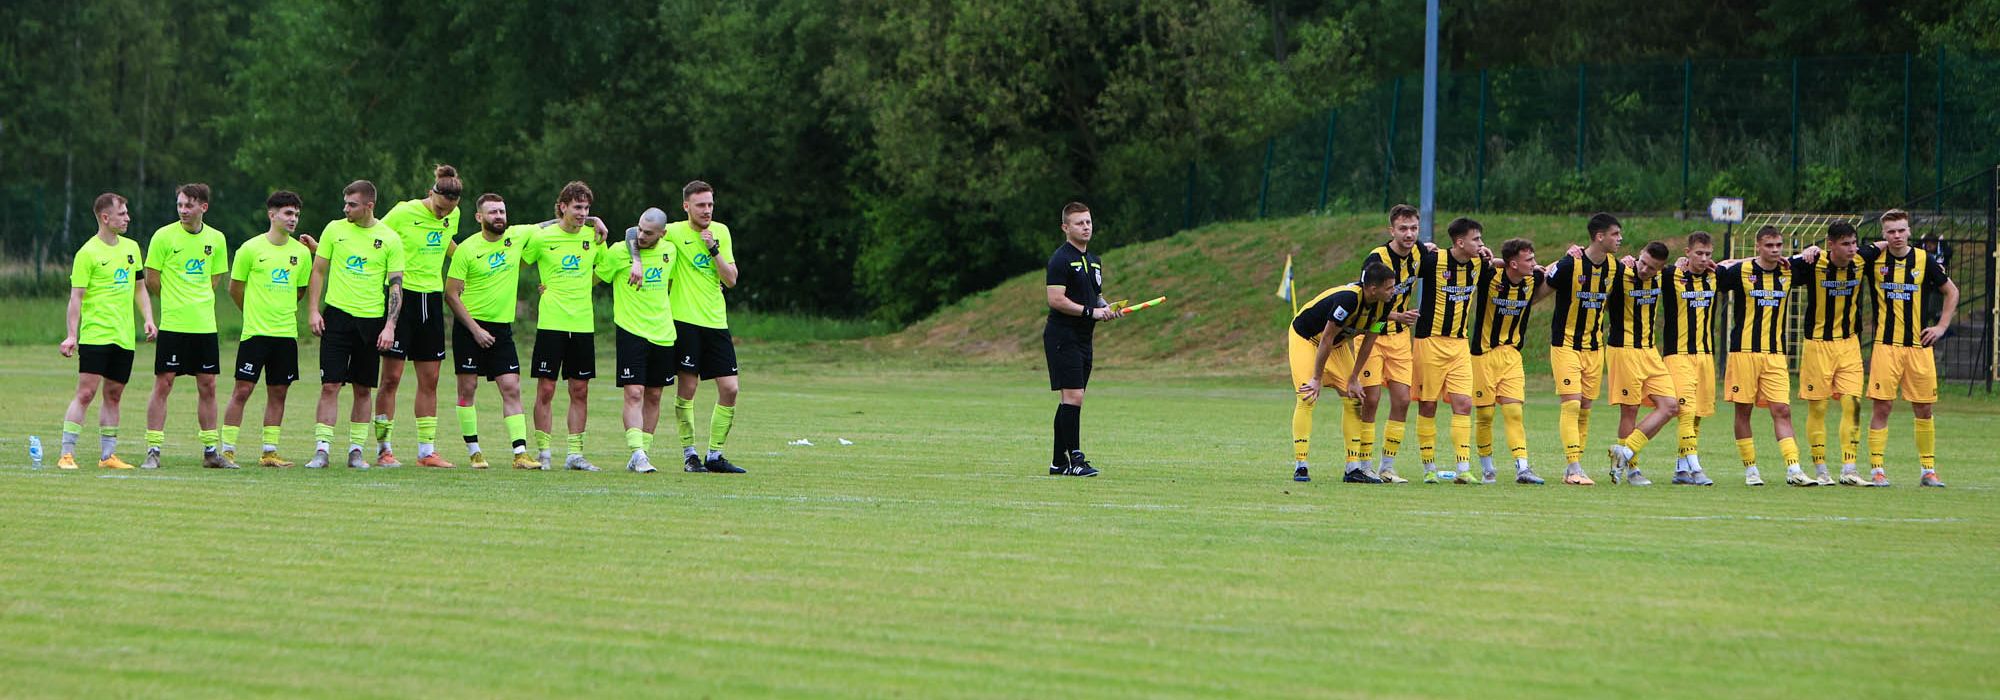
[788, 439, 815, 447]
[837, 438, 854, 446]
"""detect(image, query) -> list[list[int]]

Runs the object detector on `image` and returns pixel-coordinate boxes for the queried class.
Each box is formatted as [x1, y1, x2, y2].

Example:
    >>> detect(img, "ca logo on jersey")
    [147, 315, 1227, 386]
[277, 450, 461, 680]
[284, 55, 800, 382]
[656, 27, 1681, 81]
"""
[693, 252, 713, 269]
[184, 259, 205, 275]
[560, 254, 581, 271]
[113, 269, 130, 284]
[427, 231, 443, 246]
[271, 269, 290, 284]
[486, 252, 507, 270]
[644, 266, 664, 284]
[345, 255, 367, 273]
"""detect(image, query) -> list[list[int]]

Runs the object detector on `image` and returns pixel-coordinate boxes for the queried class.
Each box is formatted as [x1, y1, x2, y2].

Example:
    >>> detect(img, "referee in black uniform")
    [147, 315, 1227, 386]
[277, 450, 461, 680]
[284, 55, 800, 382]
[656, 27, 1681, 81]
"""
[1044, 202, 1125, 477]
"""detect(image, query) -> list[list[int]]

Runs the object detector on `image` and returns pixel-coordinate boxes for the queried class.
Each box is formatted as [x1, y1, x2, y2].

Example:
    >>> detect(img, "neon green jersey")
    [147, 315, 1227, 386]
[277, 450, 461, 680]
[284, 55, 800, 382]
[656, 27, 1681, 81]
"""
[70, 235, 145, 350]
[521, 225, 599, 333]
[597, 238, 675, 346]
[448, 225, 534, 324]
[664, 220, 734, 329]
[143, 222, 227, 334]
[230, 234, 311, 340]
[314, 219, 406, 318]
[380, 198, 458, 293]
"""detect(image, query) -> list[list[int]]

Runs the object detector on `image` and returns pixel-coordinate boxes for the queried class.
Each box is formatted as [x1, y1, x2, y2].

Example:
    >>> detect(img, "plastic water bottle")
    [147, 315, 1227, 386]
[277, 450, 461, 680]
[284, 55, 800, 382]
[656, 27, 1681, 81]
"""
[28, 436, 43, 469]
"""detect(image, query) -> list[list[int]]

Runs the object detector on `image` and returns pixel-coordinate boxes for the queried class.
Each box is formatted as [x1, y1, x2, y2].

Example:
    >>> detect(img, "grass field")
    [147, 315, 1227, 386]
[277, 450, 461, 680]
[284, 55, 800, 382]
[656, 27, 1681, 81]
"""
[2, 337, 1995, 698]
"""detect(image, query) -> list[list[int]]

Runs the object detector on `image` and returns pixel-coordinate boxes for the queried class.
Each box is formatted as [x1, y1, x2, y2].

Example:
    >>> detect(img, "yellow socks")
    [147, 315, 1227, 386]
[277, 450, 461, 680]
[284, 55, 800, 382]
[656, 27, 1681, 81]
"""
[260, 425, 281, 451]
[1576, 407, 1592, 449]
[1382, 419, 1405, 459]
[1778, 436, 1800, 467]
[1806, 399, 1828, 466]
[1416, 415, 1438, 464]
[1558, 400, 1582, 464]
[1622, 429, 1652, 456]
[1450, 413, 1472, 464]
[1736, 437, 1757, 468]
[1341, 399, 1363, 462]
[1869, 426, 1887, 468]
[1914, 417, 1936, 470]
[1474, 406, 1495, 458]
[1838, 396, 1861, 465]
[1500, 402, 1528, 460]
[1291, 394, 1314, 462]
[1677, 412, 1699, 456]
[625, 427, 647, 452]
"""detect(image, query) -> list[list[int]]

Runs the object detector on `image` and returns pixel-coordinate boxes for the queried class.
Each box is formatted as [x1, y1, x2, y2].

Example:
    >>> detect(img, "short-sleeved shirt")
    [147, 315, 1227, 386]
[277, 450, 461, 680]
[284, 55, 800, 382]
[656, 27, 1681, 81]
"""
[144, 222, 228, 334]
[1044, 241, 1102, 330]
[521, 225, 599, 333]
[380, 199, 459, 294]
[1604, 264, 1664, 350]
[1291, 284, 1374, 343]
[1791, 254, 1864, 341]
[447, 226, 535, 324]
[1716, 259, 1798, 354]
[71, 235, 145, 350]
[230, 234, 311, 340]
[1548, 253, 1614, 351]
[315, 219, 406, 318]
[1471, 266, 1542, 355]
[598, 239, 676, 346]
[665, 220, 735, 330]
[1411, 247, 1481, 340]
[1361, 244, 1418, 334]
[1861, 245, 1950, 347]
[1660, 268, 1718, 356]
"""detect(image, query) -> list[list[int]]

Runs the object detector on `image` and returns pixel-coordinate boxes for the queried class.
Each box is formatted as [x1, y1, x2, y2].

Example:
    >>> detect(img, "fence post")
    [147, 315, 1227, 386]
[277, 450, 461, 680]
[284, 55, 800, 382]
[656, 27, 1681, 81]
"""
[1682, 58, 1693, 212]
[1935, 47, 1946, 214]
[1181, 161, 1195, 231]
[1475, 69, 1489, 211]
[1575, 63, 1587, 175]
[1986, 165, 1996, 392]
[1257, 137, 1275, 219]
[1790, 57, 1801, 209]
[1317, 109, 1336, 212]
[1903, 53, 1913, 202]
[1384, 77, 1403, 212]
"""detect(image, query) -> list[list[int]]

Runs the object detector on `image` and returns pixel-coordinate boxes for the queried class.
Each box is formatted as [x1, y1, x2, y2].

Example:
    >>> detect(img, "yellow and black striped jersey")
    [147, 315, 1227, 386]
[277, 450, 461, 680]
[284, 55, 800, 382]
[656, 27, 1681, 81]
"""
[1717, 259, 1799, 354]
[1547, 253, 1614, 351]
[1361, 244, 1418, 334]
[1790, 255, 1864, 341]
[1411, 247, 1482, 339]
[1861, 246, 1950, 347]
[1471, 266, 1542, 355]
[1660, 268, 1717, 356]
[1604, 264, 1663, 349]
[1291, 284, 1381, 343]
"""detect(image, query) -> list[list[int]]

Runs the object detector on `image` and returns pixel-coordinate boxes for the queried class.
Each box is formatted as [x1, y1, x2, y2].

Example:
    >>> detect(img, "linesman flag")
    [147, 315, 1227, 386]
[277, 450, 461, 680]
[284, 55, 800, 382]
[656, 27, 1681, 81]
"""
[1276, 254, 1297, 317]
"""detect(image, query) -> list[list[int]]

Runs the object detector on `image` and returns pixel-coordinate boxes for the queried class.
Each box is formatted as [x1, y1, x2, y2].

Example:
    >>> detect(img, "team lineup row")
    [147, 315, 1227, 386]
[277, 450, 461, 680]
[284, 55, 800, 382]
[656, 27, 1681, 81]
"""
[1285, 206, 1957, 488]
[54, 166, 750, 476]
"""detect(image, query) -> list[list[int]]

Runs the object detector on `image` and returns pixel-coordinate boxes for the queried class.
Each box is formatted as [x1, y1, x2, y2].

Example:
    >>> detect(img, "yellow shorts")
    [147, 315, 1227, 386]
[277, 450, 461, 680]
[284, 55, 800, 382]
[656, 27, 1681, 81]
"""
[1606, 346, 1676, 406]
[1724, 352, 1790, 406]
[1664, 353, 1717, 417]
[1375, 330, 1415, 387]
[1415, 336, 1473, 402]
[1799, 338, 1865, 400]
[1550, 346, 1602, 400]
[1287, 331, 1381, 398]
[1472, 346, 1526, 407]
[1867, 344, 1938, 403]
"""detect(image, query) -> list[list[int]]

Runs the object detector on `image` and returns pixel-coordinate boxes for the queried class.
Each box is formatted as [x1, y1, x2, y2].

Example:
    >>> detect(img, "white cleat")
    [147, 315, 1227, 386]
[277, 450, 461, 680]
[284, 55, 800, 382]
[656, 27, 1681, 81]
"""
[566, 454, 600, 472]
[627, 451, 656, 473]
[347, 449, 370, 470]
[304, 450, 330, 469]
[1744, 466, 1766, 487]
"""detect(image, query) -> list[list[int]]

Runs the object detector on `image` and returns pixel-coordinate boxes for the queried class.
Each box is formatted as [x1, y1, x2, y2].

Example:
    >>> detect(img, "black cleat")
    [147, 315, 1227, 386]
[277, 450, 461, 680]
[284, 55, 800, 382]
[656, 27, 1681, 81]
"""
[683, 453, 707, 473]
[1061, 450, 1100, 477]
[703, 455, 746, 474]
[1343, 468, 1385, 484]
[1293, 464, 1311, 482]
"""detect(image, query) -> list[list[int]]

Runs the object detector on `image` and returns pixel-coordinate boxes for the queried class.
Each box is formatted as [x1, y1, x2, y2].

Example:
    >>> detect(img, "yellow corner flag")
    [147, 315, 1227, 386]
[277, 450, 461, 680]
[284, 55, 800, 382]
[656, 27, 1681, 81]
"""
[1276, 254, 1297, 317]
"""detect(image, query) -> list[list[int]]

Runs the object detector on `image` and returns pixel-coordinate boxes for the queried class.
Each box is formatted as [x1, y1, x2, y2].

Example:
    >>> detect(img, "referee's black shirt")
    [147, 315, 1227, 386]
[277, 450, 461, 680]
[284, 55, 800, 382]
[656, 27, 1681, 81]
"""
[1045, 242, 1102, 330]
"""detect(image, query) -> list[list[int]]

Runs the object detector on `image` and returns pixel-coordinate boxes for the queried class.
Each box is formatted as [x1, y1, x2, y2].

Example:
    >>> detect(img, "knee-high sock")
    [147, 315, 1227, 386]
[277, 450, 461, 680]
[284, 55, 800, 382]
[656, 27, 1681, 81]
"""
[1450, 413, 1472, 464]
[1736, 437, 1758, 468]
[261, 425, 281, 452]
[625, 427, 647, 452]
[1416, 415, 1438, 464]
[416, 416, 438, 447]
[1474, 406, 1495, 458]
[219, 425, 240, 451]
[505, 413, 529, 451]
[374, 416, 393, 446]
[1868, 426, 1887, 468]
[1382, 419, 1405, 459]
[1357, 411, 1377, 463]
[1500, 403, 1528, 460]
[1677, 410, 1699, 456]
[708, 404, 736, 454]
[198, 429, 219, 451]
[1054, 403, 1080, 463]
[1341, 399, 1363, 463]
[457, 404, 479, 443]
[314, 423, 335, 452]
[146, 429, 165, 451]
[1291, 394, 1315, 462]
[674, 397, 697, 449]
[1558, 400, 1582, 464]
[348, 424, 369, 452]
[1805, 399, 1829, 466]
[1576, 407, 1592, 451]
[1778, 436, 1800, 467]
[1622, 429, 1652, 457]
[1914, 417, 1936, 470]
[1838, 396, 1861, 465]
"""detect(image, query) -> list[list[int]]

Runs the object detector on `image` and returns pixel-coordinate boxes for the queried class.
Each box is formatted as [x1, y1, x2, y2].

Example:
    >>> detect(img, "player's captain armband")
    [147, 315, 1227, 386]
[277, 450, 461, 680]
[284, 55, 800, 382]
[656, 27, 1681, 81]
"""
[1369, 322, 1387, 333]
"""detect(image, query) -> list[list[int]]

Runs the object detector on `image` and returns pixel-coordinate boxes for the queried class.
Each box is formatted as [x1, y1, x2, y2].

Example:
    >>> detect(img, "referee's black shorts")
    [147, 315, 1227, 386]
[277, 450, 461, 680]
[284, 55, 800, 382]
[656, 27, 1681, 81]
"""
[1042, 321, 1094, 391]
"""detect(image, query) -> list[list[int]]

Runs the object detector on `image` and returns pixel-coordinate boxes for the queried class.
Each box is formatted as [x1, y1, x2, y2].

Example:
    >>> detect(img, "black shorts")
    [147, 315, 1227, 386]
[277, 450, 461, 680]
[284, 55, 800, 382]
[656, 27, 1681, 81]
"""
[320, 306, 386, 387]
[78, 344, 136, 385]
[234, 336, 300, 386]
[384, 290, 448, 361]
[155, 330, 221, 376]
[615, 327, 679, 388]
[673, 321, 738, 380]
[530, 330, 596, 381]
[1043, 321, 1094, 390]
[454, 321, 522, 380]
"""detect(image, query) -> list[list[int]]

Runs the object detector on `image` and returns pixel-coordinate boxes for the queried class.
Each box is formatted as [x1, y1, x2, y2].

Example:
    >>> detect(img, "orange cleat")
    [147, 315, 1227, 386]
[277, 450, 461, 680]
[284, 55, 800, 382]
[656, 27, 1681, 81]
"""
[1563, 471, 1595, 486]
[375, 450, 402, 468]
[100, 454, 136, 470]
[415, 454, 454, 468]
